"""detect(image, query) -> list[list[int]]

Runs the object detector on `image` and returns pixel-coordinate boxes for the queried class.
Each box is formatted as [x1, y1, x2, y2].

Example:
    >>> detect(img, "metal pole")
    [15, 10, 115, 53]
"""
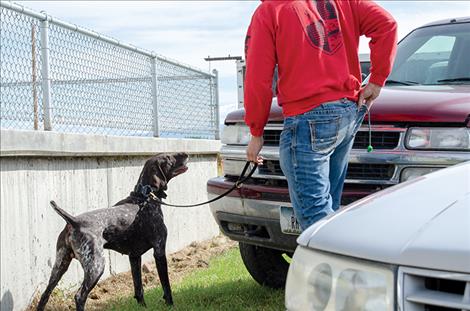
[40, 17, 52, 130]
[151, 56, 160, 137]
[213, 69, 220, 140]
[236, 60, 245, 109]
[31, 23, 38, 130]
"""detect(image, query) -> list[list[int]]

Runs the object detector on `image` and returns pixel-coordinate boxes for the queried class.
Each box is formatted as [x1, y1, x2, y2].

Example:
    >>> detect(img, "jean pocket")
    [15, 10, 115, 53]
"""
[353, 105, 367, 133]
[308, 116, 340, 153]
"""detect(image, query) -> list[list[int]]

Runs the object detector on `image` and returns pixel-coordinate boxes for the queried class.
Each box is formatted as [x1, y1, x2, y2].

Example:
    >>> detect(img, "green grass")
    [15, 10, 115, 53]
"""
[105, 248, 285, 311]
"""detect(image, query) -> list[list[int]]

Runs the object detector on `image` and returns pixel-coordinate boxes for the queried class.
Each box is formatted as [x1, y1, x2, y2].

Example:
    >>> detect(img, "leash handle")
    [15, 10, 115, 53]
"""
[235, 161, 256, 188]
[150, 161, 258, 208]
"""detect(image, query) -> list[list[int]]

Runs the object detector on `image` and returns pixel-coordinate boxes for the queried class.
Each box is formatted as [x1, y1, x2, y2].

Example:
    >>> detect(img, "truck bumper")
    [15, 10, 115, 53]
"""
[207, 178, 297, 252]
[214, 210, 298, 253]
[207, 177, 381, 252]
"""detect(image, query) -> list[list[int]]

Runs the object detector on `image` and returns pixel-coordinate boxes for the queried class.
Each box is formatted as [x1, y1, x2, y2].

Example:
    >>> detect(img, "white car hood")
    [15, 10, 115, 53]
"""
[298, 162, 470, 273]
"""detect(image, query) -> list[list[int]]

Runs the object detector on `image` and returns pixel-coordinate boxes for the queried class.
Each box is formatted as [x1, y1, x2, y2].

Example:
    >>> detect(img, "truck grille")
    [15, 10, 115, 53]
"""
[347, 163, 395, 180]
[400, 267, 470, 310]
[263, 129, 281, 146]
[263, 129, 400, 150]
[258, 161, 395, 181]
[352, 131, 400, 149]
[258, 160, 283, 176]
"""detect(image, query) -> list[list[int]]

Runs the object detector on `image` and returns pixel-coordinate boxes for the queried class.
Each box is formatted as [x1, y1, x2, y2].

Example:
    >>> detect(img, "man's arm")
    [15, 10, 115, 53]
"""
[356, 0, 398, 108]
[244, 5, 276, 163]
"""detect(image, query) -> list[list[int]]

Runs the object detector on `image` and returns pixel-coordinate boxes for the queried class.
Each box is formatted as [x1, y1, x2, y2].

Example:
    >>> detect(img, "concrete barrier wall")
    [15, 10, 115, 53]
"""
[0, 129, 222, 311]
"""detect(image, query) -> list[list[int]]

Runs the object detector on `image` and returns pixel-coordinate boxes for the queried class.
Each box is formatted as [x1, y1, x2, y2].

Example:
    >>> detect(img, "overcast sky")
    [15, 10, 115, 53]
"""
[20, 1, 470, 122]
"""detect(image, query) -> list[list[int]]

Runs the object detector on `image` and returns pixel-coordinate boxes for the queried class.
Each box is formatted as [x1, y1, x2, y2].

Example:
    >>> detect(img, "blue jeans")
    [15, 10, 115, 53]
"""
[279, 99, 366, 230]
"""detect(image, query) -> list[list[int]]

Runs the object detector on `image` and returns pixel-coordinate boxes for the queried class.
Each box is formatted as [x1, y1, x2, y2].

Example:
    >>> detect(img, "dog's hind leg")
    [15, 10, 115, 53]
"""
[37, 232, 73, 311]
[74, 254, 105, 311]
[129, 255, 146, 307]
[153, 240, 173, 305]
[73, 235, 105, 311]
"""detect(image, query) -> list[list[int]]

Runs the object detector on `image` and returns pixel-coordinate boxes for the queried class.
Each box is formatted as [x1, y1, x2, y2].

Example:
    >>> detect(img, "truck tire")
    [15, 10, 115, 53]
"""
[239, 242, 290, 289]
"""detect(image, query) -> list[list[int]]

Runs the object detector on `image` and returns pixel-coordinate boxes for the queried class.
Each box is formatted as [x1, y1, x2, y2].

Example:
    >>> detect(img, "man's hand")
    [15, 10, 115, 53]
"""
[246, 136, 264, 165]
[358, 82, 382, 109]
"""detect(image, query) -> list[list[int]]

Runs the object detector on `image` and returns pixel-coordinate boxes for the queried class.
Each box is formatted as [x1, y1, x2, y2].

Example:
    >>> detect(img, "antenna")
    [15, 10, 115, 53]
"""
[204, 55, 243, 61]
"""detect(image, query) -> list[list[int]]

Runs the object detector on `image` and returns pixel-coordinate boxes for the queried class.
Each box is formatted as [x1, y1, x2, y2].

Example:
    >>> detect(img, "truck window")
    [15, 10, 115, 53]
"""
[414, 35, 455, 54]
[387, 22, 469, 85]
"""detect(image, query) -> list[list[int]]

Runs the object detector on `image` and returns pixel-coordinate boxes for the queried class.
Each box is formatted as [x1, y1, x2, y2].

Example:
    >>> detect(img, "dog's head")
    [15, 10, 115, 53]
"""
[137, 152, 189, 199]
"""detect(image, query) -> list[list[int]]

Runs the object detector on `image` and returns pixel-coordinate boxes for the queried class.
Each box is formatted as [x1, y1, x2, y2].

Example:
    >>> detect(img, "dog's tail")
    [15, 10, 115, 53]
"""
[50, 200, 80, 228]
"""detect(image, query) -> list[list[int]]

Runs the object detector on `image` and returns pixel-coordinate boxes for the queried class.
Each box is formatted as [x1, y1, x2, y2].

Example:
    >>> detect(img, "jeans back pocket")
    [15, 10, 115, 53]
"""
[308, 116, 340, 154]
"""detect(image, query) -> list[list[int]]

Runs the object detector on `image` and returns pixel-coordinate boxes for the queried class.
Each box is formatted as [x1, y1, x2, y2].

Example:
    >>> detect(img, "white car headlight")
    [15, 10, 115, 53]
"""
[221, 124, 251, 145]
[400, 167, 442, 182]
[406, 127, 470, 150]
[285, 247, 395, 311]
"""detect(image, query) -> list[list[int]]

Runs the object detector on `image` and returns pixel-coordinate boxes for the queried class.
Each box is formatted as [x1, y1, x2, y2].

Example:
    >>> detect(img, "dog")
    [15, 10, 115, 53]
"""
[37, 152, 189, 311]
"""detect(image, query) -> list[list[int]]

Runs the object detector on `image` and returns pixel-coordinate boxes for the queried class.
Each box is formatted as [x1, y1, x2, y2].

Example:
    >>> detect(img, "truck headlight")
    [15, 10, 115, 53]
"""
[221, 124, 251, 145]
[285, 247, 394, 311]
[406, 127, 470, 150]
[222, 159, 247, 176]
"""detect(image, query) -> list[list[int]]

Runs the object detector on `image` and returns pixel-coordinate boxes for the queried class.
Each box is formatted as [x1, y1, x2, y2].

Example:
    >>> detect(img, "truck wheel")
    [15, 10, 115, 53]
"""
[239, 242, 290, 289]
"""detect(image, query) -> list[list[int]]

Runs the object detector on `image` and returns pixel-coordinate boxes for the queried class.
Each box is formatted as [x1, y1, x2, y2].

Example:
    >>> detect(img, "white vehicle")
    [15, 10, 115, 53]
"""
[285, 161, 470, 310]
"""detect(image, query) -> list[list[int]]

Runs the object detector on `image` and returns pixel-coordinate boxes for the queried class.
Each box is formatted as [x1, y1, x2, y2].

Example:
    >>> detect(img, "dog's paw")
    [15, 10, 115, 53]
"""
[163, 295, 173, 306]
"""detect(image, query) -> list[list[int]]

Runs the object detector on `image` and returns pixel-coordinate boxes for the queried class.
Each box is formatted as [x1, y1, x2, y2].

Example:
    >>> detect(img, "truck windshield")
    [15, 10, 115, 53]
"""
[386, 22, 470, 85]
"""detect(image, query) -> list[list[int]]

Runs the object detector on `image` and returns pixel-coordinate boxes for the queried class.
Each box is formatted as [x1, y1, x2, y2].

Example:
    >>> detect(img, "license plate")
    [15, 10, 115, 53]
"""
[279, 206, 302, 235]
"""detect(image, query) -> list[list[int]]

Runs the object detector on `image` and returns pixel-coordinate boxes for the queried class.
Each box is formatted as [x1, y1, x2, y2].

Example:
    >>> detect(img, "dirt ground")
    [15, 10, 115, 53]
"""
[28, 235, 236, 311]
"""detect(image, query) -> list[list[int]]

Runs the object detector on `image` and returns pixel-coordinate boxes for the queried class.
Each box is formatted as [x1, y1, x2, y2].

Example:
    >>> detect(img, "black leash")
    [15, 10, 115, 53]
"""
[147, 161, 258, 208]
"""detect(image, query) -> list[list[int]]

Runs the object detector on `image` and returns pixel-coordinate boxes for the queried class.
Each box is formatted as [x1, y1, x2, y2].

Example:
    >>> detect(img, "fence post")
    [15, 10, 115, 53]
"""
[40, 17, 53, 130]
[151, 56, 160, 137]
[31, 23, 39, 130]
[212, 69, 220, 140]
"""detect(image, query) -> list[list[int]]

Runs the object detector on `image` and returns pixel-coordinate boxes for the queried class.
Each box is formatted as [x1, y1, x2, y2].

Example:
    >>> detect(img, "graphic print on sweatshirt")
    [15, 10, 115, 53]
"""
[294, 0, 343, 55]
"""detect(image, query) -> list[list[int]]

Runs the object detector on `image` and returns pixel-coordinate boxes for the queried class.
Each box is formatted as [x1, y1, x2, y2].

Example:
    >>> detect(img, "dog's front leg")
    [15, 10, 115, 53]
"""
[129, 256, 146, 307]
[153, 247, 173, 305]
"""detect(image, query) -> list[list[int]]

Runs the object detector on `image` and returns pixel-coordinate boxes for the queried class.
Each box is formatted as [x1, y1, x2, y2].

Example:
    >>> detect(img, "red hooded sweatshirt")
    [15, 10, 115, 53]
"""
[244, 0, 397, 136]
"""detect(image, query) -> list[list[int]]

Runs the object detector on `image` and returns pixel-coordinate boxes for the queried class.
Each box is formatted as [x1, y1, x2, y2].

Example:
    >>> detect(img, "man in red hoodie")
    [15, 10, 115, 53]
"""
[244, 0, 397, 230]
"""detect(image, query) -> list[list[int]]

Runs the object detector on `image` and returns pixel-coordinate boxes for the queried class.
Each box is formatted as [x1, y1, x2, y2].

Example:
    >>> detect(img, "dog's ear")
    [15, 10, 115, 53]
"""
[152, 163, 168, 199]
[154, 168, 168, 186]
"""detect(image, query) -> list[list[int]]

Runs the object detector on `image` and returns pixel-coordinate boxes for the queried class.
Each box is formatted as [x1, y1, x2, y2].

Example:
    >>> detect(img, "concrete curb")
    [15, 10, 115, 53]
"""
[0, 129, 222, 157]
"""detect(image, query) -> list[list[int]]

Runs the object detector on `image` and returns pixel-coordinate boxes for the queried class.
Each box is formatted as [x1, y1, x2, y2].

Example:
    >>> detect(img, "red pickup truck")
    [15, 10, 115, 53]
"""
[208, 17, 470, 288]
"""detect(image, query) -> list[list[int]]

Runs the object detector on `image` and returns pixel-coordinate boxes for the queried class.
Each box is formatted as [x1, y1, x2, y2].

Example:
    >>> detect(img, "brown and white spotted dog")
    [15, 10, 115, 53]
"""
[37, 153, 189, 311]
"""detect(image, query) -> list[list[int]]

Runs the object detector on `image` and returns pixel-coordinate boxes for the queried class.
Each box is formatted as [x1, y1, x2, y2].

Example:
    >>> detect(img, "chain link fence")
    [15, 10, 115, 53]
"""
[0, 6, 43, 131]
[157, 58, 218, 138]
[0, 2, 219, 139]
